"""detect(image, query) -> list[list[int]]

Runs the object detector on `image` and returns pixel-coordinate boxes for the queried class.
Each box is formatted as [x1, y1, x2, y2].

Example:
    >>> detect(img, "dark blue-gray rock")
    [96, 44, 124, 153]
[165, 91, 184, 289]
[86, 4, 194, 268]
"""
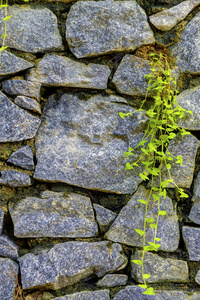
[192, 170, 200, 203]
[9, 191, 98, 238]
[0, 91, 40, 142]
[149, 0, 200, 31]
[183, 226, 200, 261]
[20, 241, 127, 290]
[0, 258, 19, 300]
[26, 54, 111, 89]
[34, 93, 148, 194]
[2, 79, 41, 101]
[170, 12, 200, 74]
[0, 209, 4, 235]
[93, 204, 116, 233]
[131, 251, 188, 283]
[112, 55, 178, 97]
[14, 96, 41, 114]
[0, 50, 34, 78]
[195, 269, 200, 285]
[66, 1, 155, 58]
[0, 234, 18, 260]
[7, 145, 34, 171]
[189, 202, 200, 224]
[52, 290, 110, 300]
[105, 186, 179, 251]
[97, 274, 128, 287]
[0, 5, 63, 53]
[0, 170, 32, 187]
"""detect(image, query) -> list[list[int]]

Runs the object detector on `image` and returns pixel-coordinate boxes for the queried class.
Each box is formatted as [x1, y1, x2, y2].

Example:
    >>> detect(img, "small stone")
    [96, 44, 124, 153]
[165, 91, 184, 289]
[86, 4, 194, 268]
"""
[192, 171, 200, 202]
[52, 290, 110, 300]
[0, 170, 32, 187]
[149, 0, 200, 31]
[182, 226, 200, 261]
[93, 204, 116, 233]
[96, 274, 128, 287]
[105, 185, 179, 251]
[0, 258, 19, 300]
[191, 292, 200, 300]
[26, 54, 111, 90]
[195, 269, 200, 285]
[20, 241, 127, 290]
[189, 202, 200, 225]
[2, 79, 41, 102]
[0, 5, 63, 53]
[7, 146, 34, 171]
[131, 250, 189, 283]
[14, 96, 41, 114]
[9, 191, 98, 238]
[0, 208, 4, 235]
[0, 234, 18, 260]
[66, 1, 155, 58]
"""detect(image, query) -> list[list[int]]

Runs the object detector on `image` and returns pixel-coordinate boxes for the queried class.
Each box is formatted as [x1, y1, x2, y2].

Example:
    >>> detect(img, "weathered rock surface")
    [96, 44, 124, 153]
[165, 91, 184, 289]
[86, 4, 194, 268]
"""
[182, 226, 200, 261]
[131, 251, 189, 283]
[0, 170, 32, 187]
[0, 258, 19, 300]
[0, 209, 4, 235]
[2, 79, 41, 102]
[149, 0, 200, 31]
[7, 145, 34, 171]
[26, 54, 111, 89]
[0, 91, 40, 142]
[170, 12, 200, 74]
[189, 202, 200, 224]
[34, 93, 148, 194]
[20, 241, 127, 290]
[66, 1, 155, 58]
[14, 96, 41, 114]
[0, 234, 18, 260]
[192, 292, 200, 300]
[53, 290, 110, 300]
[0, 5, 63, 53]
[0, 50, 34, 78]
[9, 191, 98, 238]
[93, 204, 116, 233]
[192, 170, 200, 202]
[195, 269, 200, 285]
[105, 186, 179, 251]
[97, 274, 128, 287]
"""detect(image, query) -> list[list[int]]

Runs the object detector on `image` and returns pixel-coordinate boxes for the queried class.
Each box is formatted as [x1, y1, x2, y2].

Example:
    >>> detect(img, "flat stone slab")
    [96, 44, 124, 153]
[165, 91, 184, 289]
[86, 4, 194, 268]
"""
[183, 226, 200, 261]
[66, 1, 155, 58]
[19, 241, 127, 290]
[0, 91, 40, 142]
[34, 93, 148, 194]
[14, 96, 41, 114]
[9, 190, 98, 238]
[93, 204, 116, 233]
[97, 274, 128, 287]
[0, 234, 18, 260]
[53, 290, 110, 300]
[0, 258, 19, 300]
[0, 208, 4, 235]
[170, 11, 200, 74]
[0, 5, 63, 53]
[105, 186, 179, 251]
[150, 0, 200, 31]
[26, 54, 111, 89]
[131, 250, 188, 283]
[7, 145, 34, 171]
[0, 170, 32, 187]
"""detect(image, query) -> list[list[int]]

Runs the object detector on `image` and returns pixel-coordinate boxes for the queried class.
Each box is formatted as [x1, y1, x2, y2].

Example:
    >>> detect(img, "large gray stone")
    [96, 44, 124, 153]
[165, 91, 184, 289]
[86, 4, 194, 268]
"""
[20, 241, 127, 290]
[34, 93, 148, 194]
[93, 204, 116, 233]
[150, 0, 200, 31]
[0, 50, 34, 78]
[7, 145, 34, 171]
[170, 12, 200, 74]
[2, 79, 41, 101]
[192, 292, 200, 300]
[97, 274, 128, 287]
[131, 251, 188, 283]
[0, 258, 19, 300]
[182, 226, 200, 261]
[9, 191, 98, 238]
[105, 186, 179, 251]
[14, 96, 41, 114]
[0, 208, 4, 235]
[0, 91, 40, 142]
[195, 269, 200, 285]
[0, 5, 63, 53]
[26, 54, 111, 89]
[66, 1, 155, 58]
[189, 202, 200, 224]
[192, 170, 200, 203]
[0, 234, 18, 260]
[0, 170, 32, 187]
[53, 290, 110, 300]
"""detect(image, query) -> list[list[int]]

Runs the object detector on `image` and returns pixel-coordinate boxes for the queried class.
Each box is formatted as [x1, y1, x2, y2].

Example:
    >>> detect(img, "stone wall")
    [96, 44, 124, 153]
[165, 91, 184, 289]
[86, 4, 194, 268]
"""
[1, 0, 200, 299]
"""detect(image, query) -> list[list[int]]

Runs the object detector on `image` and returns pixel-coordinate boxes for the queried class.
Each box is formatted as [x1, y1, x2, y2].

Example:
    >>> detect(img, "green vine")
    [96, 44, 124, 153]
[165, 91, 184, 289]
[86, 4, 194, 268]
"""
[120, 52, 193, 296]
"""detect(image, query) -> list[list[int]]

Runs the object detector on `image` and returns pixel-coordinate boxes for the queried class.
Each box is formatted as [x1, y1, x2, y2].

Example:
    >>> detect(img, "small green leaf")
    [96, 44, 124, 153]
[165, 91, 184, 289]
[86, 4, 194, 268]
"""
[152, 194, 160, 201]
[132, 260, 143, 265]
[125, 163, 133, 170]
[139, 173, 149, 181]
[135, 229, 145, 236]
[2, 15, 12, 21]
[145, 217, 155, 223]
[137, 199, 147, 204]
[150, 224, 156, 229]
[159, 210, 167, 216]
[143, 274, 151, 279]
[138, 284, 147, 289]
[142, 287, 155, 295]
[155, 237, 161, 241]
[119, 112, 125, 119]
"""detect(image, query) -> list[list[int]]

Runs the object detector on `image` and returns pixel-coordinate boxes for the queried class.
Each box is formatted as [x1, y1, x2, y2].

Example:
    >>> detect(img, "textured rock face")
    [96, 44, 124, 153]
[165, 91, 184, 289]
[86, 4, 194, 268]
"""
[192, 170, 200, 202]
[195, 269, 200, 285]
[0, 5, 63, 53]
[0, 170, 32, 187]
[96, 274, 128, 287]
[53, 290, 110, 300]
[0, 235, 18, 260]
[182, 226, 200, 261]
[34, 93, 148, 194]
[0, 209, 4, 235]
[0, 258, 19, 300]
[7, 146, 34, 171]
[189, 202, 200, 224]
[93, 204, 116, 233]
[170, 12, 200, 74]
[66, 1, 155, 58]
[14, 96, 41, 114]
[105, 186, 179, 251]
[131, 251, 189, 283]
[20, 241, 127, 290]
[26, 54, 111, 89]
[9, 191, 98, 238]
